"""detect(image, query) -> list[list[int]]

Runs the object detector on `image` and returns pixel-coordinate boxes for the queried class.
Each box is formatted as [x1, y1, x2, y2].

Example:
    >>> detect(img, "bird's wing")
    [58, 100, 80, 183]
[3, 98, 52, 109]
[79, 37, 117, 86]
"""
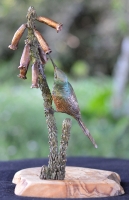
[67, 82, 81, 118]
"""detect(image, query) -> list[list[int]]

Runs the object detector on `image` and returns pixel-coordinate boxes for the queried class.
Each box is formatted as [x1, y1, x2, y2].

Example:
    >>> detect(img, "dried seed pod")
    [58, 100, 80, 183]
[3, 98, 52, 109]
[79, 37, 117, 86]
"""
[17, 67, 27, 79]
[34, 29, 52, 54]
[8, 24, 27, 50]
[31, 61, 39, 88]
[36, 16, 63, 33]
[38, 46, 48, 64]
[18, 44, 30, 69]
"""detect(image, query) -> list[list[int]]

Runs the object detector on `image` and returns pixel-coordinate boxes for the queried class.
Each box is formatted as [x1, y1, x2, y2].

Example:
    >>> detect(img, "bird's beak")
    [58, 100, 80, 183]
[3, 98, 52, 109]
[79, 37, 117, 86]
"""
[49, 54, 56, 69]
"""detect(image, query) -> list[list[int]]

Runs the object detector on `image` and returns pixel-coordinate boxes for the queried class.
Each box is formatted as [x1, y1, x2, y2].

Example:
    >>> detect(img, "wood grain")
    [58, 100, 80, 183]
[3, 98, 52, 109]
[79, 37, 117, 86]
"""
[12, 166, 124, 198]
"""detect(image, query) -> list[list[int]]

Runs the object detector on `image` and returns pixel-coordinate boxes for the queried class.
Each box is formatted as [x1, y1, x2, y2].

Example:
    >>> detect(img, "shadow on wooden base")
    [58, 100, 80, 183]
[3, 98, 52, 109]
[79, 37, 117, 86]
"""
[12, 166, 124, 198]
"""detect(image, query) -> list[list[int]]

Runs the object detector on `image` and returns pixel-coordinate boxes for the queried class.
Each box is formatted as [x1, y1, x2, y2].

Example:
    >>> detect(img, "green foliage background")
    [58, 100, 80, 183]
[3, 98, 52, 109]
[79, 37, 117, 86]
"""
[1, 76, 129, 160]
[0, 0, 129, 160]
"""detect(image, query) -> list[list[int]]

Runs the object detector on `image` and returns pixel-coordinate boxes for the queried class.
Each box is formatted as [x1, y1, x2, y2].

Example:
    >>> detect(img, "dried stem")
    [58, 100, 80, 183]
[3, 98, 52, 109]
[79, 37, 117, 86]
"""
[26, 6, 59, 180]
[38, 64, 59, 180]
[58, 118, 72, 180]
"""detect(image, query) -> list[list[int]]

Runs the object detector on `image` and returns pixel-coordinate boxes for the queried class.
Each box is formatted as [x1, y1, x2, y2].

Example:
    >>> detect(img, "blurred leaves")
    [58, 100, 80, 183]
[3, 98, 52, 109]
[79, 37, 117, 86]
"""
[71, 60, 89, 78]
[1, 0, 129, 76]
[1, 0, 129, 160]
[0, 84, 48, 160]
[111, 0, 123, 10]
[86, 83, 111, 117]
[1, 77, 129, 160]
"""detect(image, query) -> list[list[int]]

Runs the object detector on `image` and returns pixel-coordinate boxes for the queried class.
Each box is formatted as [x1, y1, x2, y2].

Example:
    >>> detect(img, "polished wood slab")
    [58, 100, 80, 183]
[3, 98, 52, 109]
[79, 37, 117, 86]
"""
[12, 166, 124, 198]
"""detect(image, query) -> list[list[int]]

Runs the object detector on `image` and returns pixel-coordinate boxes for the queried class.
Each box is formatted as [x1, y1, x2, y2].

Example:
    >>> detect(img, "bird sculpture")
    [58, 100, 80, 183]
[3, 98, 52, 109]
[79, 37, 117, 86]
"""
[49, 55, 97, 148]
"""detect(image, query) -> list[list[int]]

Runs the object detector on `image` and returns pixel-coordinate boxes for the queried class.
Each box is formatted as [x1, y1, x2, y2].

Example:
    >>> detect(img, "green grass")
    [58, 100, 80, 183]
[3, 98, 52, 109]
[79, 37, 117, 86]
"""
[1, 77, 129, 160]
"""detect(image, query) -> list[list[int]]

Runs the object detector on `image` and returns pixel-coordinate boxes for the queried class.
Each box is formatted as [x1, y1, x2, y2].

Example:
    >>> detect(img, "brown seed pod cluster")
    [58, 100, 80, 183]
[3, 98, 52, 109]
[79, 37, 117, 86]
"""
[8, 12, 62, 87]
[8, 24, 27, 50]
[19, 44, 30, 69]
[36, 16, 63, 33]
[17, 43, 30, 80]
[38, 46, 48, 64]
[34, 29, 52, 54]
[31, 61, 39, 88]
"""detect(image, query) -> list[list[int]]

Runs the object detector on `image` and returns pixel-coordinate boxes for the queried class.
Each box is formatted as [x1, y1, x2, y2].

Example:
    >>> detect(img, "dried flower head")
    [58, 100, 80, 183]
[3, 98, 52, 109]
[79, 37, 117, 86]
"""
[18, 43, 30, 69]
[31, 61, 39, 88]
[17, 67, 27, 79]
[38, 46, 48, 64]
[8, 24, 27, 50]
[34, 29, 52, 54]
[36, 16, 63, 33]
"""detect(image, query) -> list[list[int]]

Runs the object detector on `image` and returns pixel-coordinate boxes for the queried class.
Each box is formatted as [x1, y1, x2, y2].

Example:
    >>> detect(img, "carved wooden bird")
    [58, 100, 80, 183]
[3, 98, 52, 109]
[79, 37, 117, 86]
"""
[49, 56, 97, 148]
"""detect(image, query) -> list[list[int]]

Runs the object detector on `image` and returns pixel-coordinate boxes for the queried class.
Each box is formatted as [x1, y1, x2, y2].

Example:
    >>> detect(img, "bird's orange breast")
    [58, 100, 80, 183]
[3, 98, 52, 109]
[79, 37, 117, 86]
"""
[52, 95, 71, 115]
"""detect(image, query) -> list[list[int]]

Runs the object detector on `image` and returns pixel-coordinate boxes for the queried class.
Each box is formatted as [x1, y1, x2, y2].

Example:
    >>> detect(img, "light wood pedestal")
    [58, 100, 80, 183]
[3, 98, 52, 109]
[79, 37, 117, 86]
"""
[12, 166, 124, 198]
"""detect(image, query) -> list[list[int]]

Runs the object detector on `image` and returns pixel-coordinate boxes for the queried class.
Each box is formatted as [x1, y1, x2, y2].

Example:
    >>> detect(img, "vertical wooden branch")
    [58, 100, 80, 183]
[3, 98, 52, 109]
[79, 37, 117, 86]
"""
[26, 6, 59, 180]
[38, 65, 59, 180]
[58, 118, 72, 180]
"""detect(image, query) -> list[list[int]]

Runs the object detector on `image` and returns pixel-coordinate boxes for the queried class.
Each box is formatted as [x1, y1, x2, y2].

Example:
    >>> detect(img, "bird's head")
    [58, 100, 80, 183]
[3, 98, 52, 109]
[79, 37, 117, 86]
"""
[49, 55, 67, 83]
[54, 67, 67, 83]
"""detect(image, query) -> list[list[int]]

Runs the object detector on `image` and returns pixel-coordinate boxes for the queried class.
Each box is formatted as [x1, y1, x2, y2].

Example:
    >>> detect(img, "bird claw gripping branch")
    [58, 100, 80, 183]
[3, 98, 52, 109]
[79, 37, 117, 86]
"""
[8, 6, 97, 180]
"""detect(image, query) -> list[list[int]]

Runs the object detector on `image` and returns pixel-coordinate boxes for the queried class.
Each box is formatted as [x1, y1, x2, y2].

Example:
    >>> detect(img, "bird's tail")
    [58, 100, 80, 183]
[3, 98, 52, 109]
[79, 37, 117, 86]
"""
[78, 119, 98, 148]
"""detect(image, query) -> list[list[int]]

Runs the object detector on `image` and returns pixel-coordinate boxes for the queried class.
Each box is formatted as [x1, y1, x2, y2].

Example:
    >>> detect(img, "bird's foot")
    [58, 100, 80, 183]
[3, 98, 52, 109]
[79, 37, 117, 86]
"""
[44, 107, 56, 115]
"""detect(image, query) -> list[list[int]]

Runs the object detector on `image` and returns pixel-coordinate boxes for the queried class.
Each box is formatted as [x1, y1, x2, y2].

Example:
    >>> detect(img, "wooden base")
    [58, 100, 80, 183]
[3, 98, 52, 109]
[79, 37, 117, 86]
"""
[12, 166, 124, 198]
